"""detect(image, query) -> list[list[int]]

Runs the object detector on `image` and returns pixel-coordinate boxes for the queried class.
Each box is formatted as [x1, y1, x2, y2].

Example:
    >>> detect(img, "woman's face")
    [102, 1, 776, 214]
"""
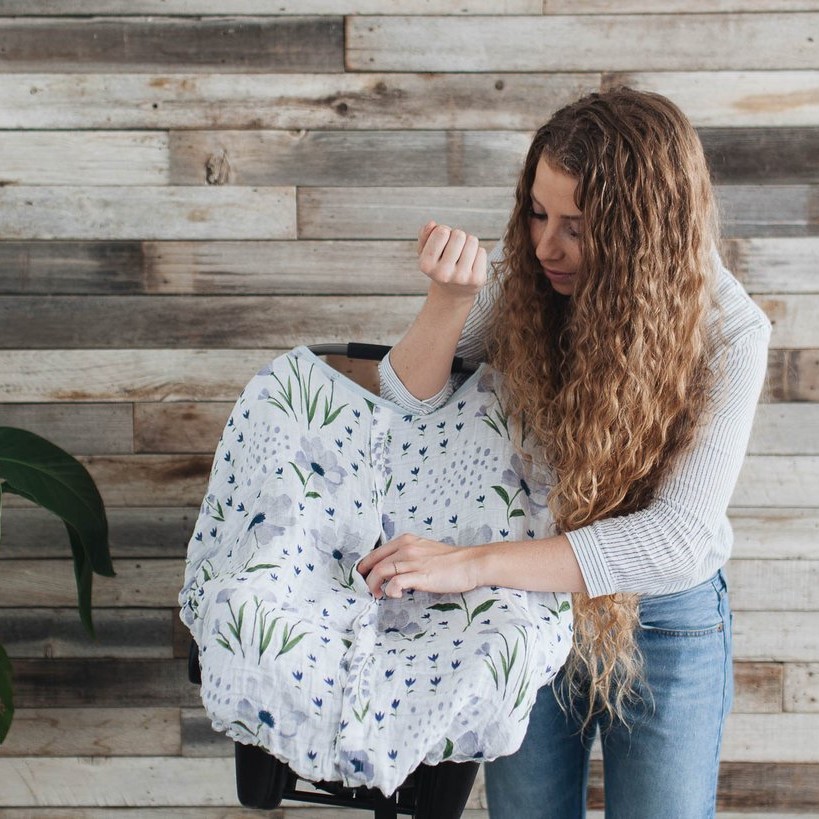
[528, 158, 583, 296]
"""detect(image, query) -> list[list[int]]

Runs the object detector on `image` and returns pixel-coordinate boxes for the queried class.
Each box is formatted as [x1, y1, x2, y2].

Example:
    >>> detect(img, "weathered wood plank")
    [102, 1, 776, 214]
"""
[722, 714, 819, 762]
[11, 659, 198, 708]
[0, 756, 235, 806]
[731, 456, 819, 507]
[346, 14, 819, 72]
[0, 295, 424, 348]
[0, 708, 180, 757]
[0, 506, 198, 559]
[0, 72, 601, 130]
[297, 185, 818, 240]
[0, 609, 172, 658]
[0, 241, 146, 295]
[170, 130, 530, 187]
[730, 509, 819, 560]
[766, 348, 819, 402]
[0, 132, 168, 186]
[784, 663, 819, 712]
[0, 17, 343, 73]
[0, 403, 133, 454]
[0, 0, 542, 13]
[732, 662, 782, 714]
[603, 71, 819, 128]
[134, 402, 230, 454]
[716, 762, 819, 811]
[0, 187, 296, 240]
[733, 611, 819, 662]
[700, 127, 819, 185]
[1, 348, 812, 404]
[727, 559, 819, 611]
[724, 237, 819, 294]
[0, 559, 185, 607]
[181, 707, 234, 758]
[758, 296, 819, 346]
[544, 0, 819, 12]
[0, 811, 275, 818]
[748, 404, 819, 455]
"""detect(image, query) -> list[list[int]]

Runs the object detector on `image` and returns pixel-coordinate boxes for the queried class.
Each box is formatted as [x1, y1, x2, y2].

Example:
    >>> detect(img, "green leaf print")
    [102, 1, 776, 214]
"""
[443, 738, 454, 759]
[491, 485, 510, 505]
[427, 603, 462, 613]
[470, 599, 497, 621]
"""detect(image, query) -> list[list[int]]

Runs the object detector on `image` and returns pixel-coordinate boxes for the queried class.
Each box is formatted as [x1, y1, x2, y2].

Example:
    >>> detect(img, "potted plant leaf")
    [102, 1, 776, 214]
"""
[0, 426, 114, 743]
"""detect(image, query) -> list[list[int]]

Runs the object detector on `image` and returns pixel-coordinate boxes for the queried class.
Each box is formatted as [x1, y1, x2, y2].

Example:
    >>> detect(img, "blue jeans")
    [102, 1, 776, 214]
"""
[484, 571, 733, 819]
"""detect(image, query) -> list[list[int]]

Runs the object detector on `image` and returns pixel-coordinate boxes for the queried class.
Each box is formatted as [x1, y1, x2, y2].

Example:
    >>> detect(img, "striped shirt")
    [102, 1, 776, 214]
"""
[378, 242, 772, 598]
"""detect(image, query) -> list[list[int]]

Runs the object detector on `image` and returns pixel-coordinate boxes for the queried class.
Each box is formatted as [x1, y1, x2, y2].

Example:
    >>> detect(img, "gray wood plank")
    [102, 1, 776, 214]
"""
[784, 663, 819, 712]
[181, 708, 234, 758]
[734, 612, 819, 662]
[0, 17, 343, 73]
[727, 560, 819, 611]
[169, 130, 530, 187]
[724, 237, 819, 294]
[761, 295, 819, 347]
[730, 509, 819, 561]
[716, 185, 819, 238]
[0, 131, 168, 186]
[543, 0, 819, 11]
[347, 14, 819, 72]
[732, 456, 819, 508]
[0, 241, 145, 295]
[134, 402, 231, 454]
[0, 609, 172, 658]
[0, 506, 198, 559]
[748, 404, 819, 455]
[0, 295, 423, 348]
[0, 186, 296, 240]
[0, 72, 601, 130]
[0, 708, 180, 757]
[0, 403, 133, 454]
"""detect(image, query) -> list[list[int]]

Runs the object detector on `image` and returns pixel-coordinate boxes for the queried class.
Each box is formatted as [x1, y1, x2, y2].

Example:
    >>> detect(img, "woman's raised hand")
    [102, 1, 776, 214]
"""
[417, 221, 487, 302]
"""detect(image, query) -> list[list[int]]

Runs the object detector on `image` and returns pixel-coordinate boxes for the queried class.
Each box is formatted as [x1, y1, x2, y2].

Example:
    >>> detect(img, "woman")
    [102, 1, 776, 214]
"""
[357, 88, 771, 817]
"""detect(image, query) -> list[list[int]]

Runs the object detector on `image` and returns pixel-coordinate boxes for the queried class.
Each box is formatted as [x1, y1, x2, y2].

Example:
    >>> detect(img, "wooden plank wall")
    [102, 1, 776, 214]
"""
[0, 2, 817, 814]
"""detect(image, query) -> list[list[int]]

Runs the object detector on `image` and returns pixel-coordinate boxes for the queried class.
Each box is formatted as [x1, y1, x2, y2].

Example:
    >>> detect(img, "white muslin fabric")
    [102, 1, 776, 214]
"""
[179, 346, 572, 795]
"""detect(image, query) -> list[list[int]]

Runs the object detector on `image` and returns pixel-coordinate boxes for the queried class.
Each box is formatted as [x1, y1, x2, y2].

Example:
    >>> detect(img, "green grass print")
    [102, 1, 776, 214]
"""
[266, 356, 348, 430]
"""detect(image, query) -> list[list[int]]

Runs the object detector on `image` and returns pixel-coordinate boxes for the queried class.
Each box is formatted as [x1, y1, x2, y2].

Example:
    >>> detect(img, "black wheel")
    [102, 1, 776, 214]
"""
[234, 741, 293, 809]
[413, 760, 480, 819]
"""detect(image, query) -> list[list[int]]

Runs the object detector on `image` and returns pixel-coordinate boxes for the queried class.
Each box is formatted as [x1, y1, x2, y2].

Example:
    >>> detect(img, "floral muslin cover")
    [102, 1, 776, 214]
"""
[179, 346, 572, 795]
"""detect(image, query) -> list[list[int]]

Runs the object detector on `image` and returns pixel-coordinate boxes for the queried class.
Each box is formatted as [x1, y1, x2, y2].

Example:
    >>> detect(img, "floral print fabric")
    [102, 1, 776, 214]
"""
[179, 346, 572, 795]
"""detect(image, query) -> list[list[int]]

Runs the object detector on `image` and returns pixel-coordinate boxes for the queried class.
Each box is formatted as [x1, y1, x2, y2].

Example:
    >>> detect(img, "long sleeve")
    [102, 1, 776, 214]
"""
[378, 241, 504, 413]
[567, 271, 772, 597]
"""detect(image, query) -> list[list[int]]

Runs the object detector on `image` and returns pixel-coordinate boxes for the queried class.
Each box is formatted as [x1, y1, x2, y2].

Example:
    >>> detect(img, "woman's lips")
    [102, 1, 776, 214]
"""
[543, 267, 574, 281]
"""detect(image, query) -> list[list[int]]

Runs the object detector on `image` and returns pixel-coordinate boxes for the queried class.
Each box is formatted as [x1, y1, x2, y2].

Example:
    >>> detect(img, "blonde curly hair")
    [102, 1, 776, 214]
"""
[488, 87, 719, 724]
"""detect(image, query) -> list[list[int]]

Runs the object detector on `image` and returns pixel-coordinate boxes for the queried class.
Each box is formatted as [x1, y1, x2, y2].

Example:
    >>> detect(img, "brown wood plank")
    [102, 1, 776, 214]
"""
[732, 662, 782, 714]
[11, 658, 198, 707]
[700, 127, 819, 185]
[733, 612, 819, 662]
[134, 402, 231, 454]
[0, 72, 601, 130]
[784, 663, 819, 713]
[0, 186, 296, 241]
[169, 129, 530, 187]
[0, 506, 198, 559]
[0, 559, 185, 607]
[346, 14, 819, 72]
[0, 295, 424, 348]
[0, 131, 168, 186]
[0, 756, 235, 806]
[716, 762, 819, 810]
[603, 71, 819, 128]
[724, 237, 819, 294]
[0, 708, 180, 757]
[0, 403, 133, 454]
[0, 241, 145, 294]
[0, 609, 172, 659]
[766, 349, 819, 402]
[0, 17, 343, 73]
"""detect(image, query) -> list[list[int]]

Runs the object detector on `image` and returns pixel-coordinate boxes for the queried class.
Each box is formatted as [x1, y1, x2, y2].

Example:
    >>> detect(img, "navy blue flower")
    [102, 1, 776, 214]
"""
[258, 710, 275, 728]
[248, 512, 266, 529]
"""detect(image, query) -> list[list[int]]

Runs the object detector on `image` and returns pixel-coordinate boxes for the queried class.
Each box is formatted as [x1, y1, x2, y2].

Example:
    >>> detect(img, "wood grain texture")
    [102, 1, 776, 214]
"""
[0, 72, 601, 130]
[759, 296, 819, 346]
[0, 506, 198, 559]
[731, 456, 819, 508]
[733, 611, 819, 662]
[0, 295, 423, 348]
[784, 663, 819, 712]
[0, 403, 133, 454]
[346, 14, 819, 72]
[543, 0, 819, 10]
[727, 559, 818, 611]
[766, 349, 819, 402]
[0, 132, 168, 186]
[0, 17, 343, 73]
[725, 237, 819, 294]
[0, 708, 180, 757]
[748, 404, 819, 455]
[722, 714, 819, 762]
[0, 609, 172, 658]
[732, 662, 782, 714]
[716, 185, 819, 238]
[0, 186, 296, 241]
[134, 402, 231, 453]
[730, 509, 819, 560]
[602, 71, 819, 127]
[716, 762, 819, 810]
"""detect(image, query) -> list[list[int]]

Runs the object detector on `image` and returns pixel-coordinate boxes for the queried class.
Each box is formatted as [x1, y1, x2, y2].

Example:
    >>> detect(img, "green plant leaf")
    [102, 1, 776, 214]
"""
[509, 508, 525, 518]
[470, 599, 497, 620]
[426, 603, 462, 613]
[0, 428, 112, 577]
[0, 643, 13, 744]
[491, 485, 510, 505]
[67, 522, 94, 637]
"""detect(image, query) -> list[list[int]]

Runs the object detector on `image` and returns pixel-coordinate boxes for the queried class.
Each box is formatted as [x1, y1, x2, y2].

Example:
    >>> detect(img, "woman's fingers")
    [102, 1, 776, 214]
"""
[417, 220, 438, 254]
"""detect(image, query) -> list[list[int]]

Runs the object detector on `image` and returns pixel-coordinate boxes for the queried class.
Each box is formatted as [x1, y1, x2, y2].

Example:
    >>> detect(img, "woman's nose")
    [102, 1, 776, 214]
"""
[535, 227, 561, 262]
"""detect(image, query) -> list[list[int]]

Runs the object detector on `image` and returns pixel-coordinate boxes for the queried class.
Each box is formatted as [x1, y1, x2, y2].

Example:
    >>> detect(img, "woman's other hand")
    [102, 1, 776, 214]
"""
[357, 533, 482, 599]
[417, 221, 487, 303]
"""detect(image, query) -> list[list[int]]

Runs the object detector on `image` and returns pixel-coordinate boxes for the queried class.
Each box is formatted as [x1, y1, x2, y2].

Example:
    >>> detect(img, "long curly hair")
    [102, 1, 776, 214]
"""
[488, 87, 719, 724]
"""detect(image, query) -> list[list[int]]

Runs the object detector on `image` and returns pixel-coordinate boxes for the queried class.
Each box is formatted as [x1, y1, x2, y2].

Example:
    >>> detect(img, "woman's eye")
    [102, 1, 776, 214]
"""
[527, 208, 546, 221]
